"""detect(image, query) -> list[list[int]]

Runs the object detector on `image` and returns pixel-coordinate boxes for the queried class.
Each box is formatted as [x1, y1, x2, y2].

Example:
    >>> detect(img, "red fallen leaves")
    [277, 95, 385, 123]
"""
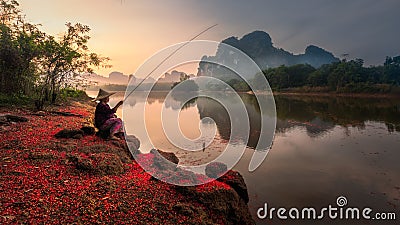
[0, 105, 235, 225]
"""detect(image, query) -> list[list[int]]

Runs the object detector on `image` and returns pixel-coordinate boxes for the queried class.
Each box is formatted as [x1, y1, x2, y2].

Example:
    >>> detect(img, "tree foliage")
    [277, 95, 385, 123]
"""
[0, 0, 109, 109]
[258, 58, 400, 93]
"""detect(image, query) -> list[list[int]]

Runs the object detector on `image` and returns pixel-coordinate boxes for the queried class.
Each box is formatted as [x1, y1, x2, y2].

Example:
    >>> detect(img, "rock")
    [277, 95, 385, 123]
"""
[153, 166, 198, 185]
[126, 135, 140, 153]
[67, 154, 94, 172]
[67, 153, 125, 176]
[80, 126, 95, 135]
[176, 181, 255, 225]
[79, 144, 132, 164]
[43, 141, 76, 152]
[5, 115, 29, 122]
[205, 162, 228, 179]
[151, 149, 179, 171]
[0, 115, 8, 125]
[72, 134, 83, 139]
[152, 149, 179, 164]
[0, 114, 28, 124]
[172, 203, 208, 219]
[55, 129, 84, 139]
[92, 153, 124, 176]
[173, 203, 195, 216]
[218, 170, 249, 204]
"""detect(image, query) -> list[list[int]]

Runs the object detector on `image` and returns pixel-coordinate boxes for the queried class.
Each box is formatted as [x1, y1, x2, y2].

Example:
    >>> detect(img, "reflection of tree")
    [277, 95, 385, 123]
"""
[169, 92, 197, 110]
[197, 94, 400, 148]
[124, 91, 400, 149]
[275, 95, 400, 134]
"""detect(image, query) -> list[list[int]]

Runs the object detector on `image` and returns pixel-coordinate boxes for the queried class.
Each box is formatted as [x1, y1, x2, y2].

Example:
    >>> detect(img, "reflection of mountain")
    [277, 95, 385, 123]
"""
[196, 94, 400, 148]
[196, 94, 264, 149]
[120, 90, 400, 149]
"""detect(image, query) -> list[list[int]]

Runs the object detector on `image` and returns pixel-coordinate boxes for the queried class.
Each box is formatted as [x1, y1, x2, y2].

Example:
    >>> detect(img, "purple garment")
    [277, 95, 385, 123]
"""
[94, 102, 116, 129]
[100, 118, 123, 135]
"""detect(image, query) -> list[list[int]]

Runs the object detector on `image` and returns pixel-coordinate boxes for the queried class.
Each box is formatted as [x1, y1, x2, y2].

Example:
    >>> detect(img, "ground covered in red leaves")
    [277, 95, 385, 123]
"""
[0, 101, 253, 224]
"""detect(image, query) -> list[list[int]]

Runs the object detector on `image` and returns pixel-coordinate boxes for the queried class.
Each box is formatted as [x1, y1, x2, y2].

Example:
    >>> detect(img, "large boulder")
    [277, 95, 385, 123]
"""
[218, 170, 249, 204]
[205, 162, 228, 179]
[126, 135, 140, 154]
[79, 144, 132, 164]
[151, 149, 179, 171]
[67, 153, 125, 176]
[92, 153, 125, 176]
[176, 181, 255, 225]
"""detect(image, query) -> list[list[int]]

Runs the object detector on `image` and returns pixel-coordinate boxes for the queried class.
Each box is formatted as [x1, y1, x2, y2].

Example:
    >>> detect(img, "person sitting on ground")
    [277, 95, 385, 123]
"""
[93, 89, 124, 140]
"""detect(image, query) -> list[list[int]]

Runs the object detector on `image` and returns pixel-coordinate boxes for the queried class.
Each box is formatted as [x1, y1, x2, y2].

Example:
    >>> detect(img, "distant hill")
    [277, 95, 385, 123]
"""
[84, 70, 196, 92]
[198, 30, 339, 78]
[84, 72, 130, 85]
[158, 70, 195, 83]
[84, 72, 155, 86]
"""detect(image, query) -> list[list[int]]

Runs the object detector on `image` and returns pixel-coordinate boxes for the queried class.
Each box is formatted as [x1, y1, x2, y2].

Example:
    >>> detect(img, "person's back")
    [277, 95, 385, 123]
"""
[92, 89, 123, 140]
[95, 101, 115, 129]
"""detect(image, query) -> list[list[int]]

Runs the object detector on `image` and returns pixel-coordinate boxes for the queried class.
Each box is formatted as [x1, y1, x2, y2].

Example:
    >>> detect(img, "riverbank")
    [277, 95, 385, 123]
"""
[272, 91, 400, 98]
[0, 97, 254, 224]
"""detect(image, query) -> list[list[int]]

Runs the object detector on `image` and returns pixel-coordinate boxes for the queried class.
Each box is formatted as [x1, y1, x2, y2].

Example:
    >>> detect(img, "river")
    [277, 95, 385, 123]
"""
[87, 90, 400, 224]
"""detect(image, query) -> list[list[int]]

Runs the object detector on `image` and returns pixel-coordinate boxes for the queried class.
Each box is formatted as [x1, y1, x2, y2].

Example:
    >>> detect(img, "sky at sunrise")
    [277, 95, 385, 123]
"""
[18, 0, 400, 77]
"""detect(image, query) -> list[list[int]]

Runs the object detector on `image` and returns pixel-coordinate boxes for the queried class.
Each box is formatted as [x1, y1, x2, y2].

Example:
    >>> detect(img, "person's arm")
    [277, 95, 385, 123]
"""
[99, 102, 114, 114]
[112, 101, 123, 112]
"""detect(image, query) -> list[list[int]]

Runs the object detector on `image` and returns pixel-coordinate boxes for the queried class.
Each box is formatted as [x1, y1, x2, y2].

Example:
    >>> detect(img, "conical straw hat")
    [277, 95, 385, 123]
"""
[92, 89, 116, 101]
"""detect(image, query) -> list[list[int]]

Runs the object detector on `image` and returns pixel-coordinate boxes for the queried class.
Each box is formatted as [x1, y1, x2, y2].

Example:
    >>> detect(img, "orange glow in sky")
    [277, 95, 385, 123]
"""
[18, 0, 223, 77]
[18, 0, 400, 77]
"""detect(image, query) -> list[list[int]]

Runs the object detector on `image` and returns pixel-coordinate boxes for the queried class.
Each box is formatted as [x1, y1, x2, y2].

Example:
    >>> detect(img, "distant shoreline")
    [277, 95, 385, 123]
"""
[86, 89, 400, 99]
[271, 91, 400, 98]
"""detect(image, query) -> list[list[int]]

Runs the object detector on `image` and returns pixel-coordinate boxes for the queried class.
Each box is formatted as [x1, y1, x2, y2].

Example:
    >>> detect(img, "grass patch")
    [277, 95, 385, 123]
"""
[0, 93, 34, 108]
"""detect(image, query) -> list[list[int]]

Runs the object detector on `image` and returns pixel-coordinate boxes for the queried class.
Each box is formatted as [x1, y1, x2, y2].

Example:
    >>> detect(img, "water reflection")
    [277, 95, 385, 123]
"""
[197, 94, 400, 148]
[274, 95, 400, 136]
[88, 91, 400, 142]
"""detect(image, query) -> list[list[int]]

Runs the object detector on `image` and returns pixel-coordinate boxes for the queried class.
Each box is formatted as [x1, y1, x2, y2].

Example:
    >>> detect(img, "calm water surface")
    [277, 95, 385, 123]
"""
[88, 91, 400, 224]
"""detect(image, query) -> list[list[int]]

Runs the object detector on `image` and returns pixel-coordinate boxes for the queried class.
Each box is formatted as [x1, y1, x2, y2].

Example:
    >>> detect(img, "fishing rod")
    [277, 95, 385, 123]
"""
[123, 24, 218, 101]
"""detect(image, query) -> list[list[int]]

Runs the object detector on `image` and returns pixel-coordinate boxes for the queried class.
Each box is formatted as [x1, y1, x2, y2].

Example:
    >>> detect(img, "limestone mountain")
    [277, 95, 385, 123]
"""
[198, 30, 339, 79]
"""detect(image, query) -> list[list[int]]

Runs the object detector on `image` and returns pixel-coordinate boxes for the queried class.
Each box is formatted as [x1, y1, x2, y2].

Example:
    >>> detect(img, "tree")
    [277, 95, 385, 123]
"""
[35, 22, 109, 107]
[383, 56, 400, 85]
[171, 73, 199, 91]
[327, 59, 364, 91]
[1, 0, 110, 109]
[307, 63, 333, 86]
[286, 64, 315, 87]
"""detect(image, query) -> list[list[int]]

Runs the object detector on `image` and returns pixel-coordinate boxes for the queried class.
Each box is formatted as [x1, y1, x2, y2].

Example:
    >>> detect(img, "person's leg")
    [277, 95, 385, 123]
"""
[100, 118, 122, 139]
[109, 118, 123, 137]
